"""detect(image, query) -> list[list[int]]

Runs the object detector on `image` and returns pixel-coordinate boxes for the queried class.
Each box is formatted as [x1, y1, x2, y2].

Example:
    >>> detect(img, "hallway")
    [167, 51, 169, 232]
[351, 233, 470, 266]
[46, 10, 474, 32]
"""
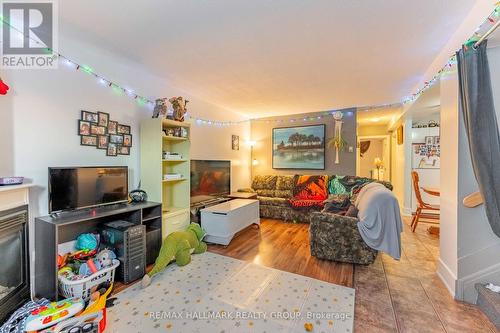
[354, 218, 498, 332]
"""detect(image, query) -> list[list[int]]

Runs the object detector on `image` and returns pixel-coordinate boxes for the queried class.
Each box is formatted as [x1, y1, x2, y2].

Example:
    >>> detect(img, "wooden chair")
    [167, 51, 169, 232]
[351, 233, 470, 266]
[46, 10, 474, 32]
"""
[411, 171, 440, 232]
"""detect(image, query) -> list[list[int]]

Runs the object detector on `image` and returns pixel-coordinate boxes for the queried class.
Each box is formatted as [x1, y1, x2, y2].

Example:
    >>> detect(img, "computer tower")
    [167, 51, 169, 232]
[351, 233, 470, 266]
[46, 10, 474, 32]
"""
[145, 226, 162, 265]
[99, 220, 146, 284]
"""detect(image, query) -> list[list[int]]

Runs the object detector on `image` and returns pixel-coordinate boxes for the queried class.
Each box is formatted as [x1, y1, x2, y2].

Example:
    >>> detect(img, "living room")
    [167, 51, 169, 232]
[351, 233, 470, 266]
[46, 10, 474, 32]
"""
[1, 1, 500, 332]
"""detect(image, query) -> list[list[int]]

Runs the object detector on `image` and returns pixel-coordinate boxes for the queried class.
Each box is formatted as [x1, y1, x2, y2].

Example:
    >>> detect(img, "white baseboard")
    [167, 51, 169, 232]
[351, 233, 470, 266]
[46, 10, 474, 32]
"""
[437, 258, 457, 297]
[402, 207, 412, 217]
[456, 260, 500, 304]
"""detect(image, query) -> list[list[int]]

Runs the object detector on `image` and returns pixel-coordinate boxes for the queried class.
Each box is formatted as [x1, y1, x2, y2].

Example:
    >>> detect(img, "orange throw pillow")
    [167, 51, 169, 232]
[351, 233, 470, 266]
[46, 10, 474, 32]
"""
[293, 175, 328, 201]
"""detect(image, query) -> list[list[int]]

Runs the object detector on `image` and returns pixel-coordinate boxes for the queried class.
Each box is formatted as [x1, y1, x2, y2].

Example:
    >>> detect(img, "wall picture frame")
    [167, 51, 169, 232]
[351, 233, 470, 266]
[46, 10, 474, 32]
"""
[117, 124, 131, 134]
[108, 120, 118, 134]
[117, 146, 130, 155]
[397, 125, 404, 145]
[78, 120, 91, 135]
[78, 110, 132, 157]
[109, 134, 124, 144]
[123, 134, 132, 147]
[81, 135, 97, 146]
[272, 124, 325, 170]
[97, 135, 109, 149]
[232, 135, 239, 150]
[81, 110, 98, 123]
[106, 143, 118, 156]
[90, 124, 107, 135]
[97, 111, 110, 127]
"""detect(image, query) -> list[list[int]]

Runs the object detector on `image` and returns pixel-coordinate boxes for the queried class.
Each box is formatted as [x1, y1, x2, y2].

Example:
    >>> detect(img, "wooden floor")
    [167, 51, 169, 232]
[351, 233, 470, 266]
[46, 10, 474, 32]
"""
[207, 218, 354, 287]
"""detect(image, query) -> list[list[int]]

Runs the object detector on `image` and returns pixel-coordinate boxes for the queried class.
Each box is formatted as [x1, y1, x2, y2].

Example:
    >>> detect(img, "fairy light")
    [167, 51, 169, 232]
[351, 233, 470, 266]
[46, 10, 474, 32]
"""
[1, 4, 499, 125]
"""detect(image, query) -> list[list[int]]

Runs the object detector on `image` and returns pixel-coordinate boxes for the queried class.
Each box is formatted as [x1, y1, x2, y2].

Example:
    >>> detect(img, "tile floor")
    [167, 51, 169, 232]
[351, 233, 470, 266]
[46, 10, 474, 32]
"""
[354, 218, 499, 333]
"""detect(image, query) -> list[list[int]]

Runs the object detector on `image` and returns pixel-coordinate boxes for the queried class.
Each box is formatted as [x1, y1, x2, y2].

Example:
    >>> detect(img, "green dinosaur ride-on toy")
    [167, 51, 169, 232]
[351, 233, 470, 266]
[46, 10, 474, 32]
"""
[142, 223, 207, 288]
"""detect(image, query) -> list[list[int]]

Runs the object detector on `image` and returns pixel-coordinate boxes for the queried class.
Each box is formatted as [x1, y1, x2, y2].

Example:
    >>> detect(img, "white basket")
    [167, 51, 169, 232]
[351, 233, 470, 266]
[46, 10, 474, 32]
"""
[58, 259, 120, 301]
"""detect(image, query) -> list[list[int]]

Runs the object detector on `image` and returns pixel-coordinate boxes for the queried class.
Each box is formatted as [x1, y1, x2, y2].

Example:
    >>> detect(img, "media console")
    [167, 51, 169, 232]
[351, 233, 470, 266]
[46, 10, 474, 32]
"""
[34, 201, 161, 300]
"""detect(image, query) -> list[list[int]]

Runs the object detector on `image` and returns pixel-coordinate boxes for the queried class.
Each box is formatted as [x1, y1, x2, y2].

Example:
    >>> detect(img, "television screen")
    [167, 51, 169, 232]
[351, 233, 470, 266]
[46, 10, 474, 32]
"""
[49, 167, 128, 213]
[190, 160, 230, 203]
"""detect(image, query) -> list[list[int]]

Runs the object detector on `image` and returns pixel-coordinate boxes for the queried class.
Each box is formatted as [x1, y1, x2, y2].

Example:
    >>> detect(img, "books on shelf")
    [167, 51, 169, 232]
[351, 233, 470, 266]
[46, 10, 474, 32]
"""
[163, 173, 183, 180]
[163, 152, 183, 160]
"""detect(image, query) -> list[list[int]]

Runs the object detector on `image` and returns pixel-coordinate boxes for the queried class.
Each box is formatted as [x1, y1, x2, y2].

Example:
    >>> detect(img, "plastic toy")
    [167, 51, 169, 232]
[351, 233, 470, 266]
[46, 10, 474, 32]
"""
[57, 254, 68, 269]
[24, 297, 85, 331]
[39, 311, 104, 333]
[81, 283, 113, 316]
[0, 77, 9, 95]
[78, 249, 116, 276]
[142, 223, 206, 288]
[76, 233, 99, 252]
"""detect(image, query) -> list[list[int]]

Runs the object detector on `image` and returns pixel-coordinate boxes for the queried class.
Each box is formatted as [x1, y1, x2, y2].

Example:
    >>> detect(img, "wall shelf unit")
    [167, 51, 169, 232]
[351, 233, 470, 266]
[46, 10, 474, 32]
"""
[141, 118, 191, 238]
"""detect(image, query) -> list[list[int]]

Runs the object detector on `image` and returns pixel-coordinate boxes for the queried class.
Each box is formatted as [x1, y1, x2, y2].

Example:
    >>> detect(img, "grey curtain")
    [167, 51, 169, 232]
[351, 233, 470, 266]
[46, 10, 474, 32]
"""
[457, 41, 500, 237]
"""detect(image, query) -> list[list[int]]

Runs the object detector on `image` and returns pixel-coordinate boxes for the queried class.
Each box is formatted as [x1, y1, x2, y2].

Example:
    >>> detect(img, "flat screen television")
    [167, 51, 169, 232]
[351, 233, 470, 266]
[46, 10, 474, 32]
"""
[48, 166, 128, 213]
[190, 160, 230, 204]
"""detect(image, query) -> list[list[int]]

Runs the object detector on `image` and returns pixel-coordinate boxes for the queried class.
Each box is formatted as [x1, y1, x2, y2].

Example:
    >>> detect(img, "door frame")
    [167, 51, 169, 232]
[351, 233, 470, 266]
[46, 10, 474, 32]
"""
[356, 135, 391, 181]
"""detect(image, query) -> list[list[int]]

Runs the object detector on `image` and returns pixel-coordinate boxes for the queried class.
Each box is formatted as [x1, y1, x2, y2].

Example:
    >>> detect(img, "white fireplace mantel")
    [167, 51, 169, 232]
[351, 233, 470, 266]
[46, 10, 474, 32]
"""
[0, 184, 33, 212]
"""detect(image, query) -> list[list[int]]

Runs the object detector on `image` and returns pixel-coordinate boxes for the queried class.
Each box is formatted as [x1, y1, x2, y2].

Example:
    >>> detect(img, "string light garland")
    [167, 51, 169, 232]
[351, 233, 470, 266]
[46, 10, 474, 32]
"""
[402, 2, 500, 105]
[1, 3, 499, 124]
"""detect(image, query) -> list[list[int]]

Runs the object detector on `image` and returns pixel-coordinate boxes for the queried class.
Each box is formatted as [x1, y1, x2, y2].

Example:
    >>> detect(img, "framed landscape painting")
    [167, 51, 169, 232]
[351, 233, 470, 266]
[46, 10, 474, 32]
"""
[272, 124, 325, 170]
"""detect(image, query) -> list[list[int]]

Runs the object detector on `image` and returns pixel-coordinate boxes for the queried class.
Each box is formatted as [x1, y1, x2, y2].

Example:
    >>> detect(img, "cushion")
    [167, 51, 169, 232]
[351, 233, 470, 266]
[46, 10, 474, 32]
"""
[274, 175, 295, 198]
[274, 190, 292, 199]
[258, 196, 290, 207]
[276, 175, 295, 190]
[255, 189, 276, 197]
[323, 196, 351, 214]
[252, 175, 277, 190]
[293, 175, 328, 201]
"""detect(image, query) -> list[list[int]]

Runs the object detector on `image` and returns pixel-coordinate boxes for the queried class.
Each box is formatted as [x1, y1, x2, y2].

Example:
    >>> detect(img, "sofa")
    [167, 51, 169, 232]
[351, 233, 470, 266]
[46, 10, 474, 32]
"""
[239, 174, 393, 264]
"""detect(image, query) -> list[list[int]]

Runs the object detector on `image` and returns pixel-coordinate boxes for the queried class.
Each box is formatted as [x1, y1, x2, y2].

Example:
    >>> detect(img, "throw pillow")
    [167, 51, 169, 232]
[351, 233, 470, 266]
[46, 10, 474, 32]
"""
[293, 175, 328, 201]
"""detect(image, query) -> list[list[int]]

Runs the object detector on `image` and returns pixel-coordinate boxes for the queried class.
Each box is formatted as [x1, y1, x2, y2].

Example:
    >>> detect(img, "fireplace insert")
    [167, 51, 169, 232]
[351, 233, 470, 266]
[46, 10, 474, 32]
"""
[0, 205, 30, 323]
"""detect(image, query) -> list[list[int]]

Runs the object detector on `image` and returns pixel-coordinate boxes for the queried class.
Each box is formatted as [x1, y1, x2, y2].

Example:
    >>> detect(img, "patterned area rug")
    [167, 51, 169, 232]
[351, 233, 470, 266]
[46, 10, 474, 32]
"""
[107, 252, 354, 333]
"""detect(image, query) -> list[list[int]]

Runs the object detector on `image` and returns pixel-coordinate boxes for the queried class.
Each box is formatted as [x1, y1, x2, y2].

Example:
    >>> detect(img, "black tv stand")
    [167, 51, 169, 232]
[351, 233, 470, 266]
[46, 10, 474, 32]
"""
[34, 201, 162, 300]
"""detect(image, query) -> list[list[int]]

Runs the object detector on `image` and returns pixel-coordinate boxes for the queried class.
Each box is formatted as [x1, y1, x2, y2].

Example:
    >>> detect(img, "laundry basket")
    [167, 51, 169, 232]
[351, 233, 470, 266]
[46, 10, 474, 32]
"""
[58, 259, 120, 301]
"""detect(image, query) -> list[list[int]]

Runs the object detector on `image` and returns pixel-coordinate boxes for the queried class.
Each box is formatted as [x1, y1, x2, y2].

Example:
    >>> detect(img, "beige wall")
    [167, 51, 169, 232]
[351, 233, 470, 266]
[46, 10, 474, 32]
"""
[358, 124, 389, 136]
[190, 123, 251, 193]
[250, 109, 357, 177]
[359, 138, 383, 178]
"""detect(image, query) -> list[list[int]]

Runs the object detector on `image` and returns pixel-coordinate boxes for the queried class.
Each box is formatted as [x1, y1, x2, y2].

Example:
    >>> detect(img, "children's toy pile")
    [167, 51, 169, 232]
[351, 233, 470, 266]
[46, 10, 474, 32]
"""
[57, 233, 120, 301]
[0, 231, 120, 333]
[0, 283, 114, 333]
[57, 233, 117, 281]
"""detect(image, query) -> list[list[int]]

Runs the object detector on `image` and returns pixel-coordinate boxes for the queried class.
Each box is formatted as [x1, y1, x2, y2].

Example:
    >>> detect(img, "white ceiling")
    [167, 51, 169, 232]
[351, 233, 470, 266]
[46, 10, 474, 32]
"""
[59, 0, 477, 118]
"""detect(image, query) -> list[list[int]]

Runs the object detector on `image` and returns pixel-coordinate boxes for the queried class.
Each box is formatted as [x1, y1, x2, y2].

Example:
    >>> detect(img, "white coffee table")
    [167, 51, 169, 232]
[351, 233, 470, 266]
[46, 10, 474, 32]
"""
[200, 199, 260, 245]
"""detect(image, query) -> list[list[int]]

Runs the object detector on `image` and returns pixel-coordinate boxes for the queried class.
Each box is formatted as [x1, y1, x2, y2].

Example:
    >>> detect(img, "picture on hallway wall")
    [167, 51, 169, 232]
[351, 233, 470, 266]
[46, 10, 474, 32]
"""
[412, 136, 440, 169]
[272, 124, 325, 170]
[232, 135, 239, 150]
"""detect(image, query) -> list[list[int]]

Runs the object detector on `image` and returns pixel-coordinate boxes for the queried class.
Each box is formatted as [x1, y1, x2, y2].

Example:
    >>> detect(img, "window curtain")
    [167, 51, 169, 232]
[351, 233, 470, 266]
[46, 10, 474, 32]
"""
[457, 41, 500, 237]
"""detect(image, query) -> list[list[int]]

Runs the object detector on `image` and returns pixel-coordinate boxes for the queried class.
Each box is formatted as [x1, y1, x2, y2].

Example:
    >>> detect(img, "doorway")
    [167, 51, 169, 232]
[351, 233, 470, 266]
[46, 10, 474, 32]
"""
[356, 135, 390, 181]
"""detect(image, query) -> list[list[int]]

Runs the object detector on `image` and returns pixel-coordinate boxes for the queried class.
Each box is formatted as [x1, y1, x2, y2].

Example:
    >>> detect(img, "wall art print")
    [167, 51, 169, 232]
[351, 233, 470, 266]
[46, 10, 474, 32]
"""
[272, 124, 325, 170]
[78, 110, 132, 156]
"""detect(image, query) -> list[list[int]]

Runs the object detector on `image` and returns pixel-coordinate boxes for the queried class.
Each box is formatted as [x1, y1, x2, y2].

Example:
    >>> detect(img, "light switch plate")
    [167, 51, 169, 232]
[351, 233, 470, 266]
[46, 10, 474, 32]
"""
[348, 146, 354, 153]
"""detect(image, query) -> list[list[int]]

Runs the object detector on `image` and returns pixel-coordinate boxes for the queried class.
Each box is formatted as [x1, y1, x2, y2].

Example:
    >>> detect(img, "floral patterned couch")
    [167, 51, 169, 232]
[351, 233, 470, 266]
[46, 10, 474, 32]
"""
[238, 174, 393, 265]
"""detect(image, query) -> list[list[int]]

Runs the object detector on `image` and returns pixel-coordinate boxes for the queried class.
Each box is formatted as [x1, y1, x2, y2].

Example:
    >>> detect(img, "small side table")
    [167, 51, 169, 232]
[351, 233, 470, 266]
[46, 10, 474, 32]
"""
[227, 192, 258, 199]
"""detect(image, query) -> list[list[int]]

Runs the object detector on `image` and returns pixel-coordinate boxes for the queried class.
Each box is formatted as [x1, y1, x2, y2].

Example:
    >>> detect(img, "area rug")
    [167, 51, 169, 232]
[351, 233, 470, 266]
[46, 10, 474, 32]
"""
[106, 252, 355, 333]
